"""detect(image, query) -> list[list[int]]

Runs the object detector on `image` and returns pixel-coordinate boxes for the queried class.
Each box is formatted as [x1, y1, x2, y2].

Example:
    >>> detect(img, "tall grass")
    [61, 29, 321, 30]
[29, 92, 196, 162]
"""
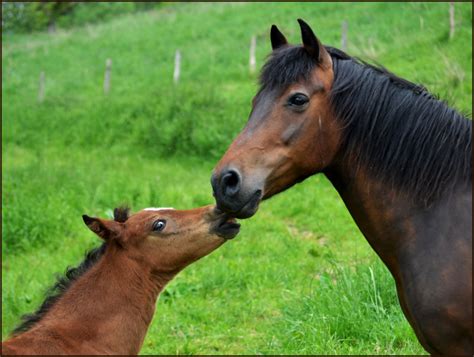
[2, 2, 471, 354]
[262, 262, 417, 354]
[3, 3, 471, 159]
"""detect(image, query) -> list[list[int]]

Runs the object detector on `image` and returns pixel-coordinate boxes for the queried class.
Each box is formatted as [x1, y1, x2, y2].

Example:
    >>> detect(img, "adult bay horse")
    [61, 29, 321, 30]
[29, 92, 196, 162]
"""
[2, 206, 239, 355]
[212, 19, 472, 355]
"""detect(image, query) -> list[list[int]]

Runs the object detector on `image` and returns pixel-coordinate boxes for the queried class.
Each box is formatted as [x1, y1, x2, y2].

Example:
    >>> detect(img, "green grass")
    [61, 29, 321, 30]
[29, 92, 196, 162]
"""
[2, 2, 471, 355]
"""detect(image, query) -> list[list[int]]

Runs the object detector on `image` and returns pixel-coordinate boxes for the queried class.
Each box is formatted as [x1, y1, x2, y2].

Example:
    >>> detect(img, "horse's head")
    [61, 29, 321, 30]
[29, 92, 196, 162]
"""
[212, 19, 341, 218]
[82, 206, 239, 273]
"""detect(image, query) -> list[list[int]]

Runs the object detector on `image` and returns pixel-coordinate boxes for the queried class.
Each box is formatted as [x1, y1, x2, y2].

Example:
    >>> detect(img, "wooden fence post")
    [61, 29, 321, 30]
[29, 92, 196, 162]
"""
[341, 20, 348, 51]
[173, 50, 181, 84]
[38, 71, 45, 103]
[249, 35, 256, 73]
[103, 58, 112, 94]
[449, 2, 455, 40]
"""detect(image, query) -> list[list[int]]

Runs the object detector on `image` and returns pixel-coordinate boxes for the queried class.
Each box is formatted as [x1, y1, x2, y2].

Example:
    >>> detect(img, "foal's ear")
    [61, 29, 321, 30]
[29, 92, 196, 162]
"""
[297, 19, 331, 66]
[270, 25, 288, 50]
[82, 215, 123, 241]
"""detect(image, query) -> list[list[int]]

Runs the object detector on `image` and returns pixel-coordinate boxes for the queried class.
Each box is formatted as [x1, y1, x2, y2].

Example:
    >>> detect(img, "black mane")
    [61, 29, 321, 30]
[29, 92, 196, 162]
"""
[113, 206, 130, 223]
[12, 243, 107, 335]
[260, 45, 317, 91]
[260, 45, 472, 205]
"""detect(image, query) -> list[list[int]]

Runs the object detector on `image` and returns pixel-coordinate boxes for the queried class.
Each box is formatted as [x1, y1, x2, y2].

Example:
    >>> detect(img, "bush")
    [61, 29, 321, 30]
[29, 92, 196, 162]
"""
[1, 2, 161, 34]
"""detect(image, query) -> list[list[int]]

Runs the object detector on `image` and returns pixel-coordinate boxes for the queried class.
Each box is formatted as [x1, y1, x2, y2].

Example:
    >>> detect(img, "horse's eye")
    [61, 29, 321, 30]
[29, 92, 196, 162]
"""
[152, 219, 166, 232]
[287, 93, 309, 107]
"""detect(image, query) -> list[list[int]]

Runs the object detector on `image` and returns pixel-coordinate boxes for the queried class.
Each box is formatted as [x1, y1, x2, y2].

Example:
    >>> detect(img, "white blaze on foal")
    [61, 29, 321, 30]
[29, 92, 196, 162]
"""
[143, 207, 175, 211]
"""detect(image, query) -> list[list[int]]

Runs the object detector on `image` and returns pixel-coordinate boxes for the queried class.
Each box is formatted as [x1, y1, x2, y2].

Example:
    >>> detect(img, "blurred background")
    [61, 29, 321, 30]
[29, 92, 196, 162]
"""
[2, 2, 472, 354]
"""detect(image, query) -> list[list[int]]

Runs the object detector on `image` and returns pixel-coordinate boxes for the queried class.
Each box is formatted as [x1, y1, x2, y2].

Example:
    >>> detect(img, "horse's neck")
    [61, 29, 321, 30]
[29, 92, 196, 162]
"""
[326, 156, 471, 269]
[324, 162, 418, 272]
[34, 247, 172, 354]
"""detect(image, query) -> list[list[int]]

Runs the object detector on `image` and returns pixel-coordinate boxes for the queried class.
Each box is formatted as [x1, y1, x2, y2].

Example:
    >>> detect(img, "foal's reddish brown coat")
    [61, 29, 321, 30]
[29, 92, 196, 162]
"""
[2, 206, 239, 355]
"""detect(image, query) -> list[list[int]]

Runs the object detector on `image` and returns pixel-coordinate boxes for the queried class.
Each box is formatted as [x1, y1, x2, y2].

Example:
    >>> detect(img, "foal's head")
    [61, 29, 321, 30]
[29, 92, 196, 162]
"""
[212, 19, 341, 218]
[83, 206, 239, 273]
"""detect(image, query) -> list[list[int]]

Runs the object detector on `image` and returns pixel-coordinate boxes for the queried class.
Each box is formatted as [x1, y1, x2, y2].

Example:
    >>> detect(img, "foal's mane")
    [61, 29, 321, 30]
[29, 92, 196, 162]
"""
[260, 45, 472, 205]
[12, 243, 107, 335]
[12, 207, 130, 335]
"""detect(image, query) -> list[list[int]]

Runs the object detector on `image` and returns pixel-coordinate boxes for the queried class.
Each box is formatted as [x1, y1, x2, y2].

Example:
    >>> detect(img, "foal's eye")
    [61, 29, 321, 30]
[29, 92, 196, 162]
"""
[287, 93, 309, 108]
[152, 220, 166, 232]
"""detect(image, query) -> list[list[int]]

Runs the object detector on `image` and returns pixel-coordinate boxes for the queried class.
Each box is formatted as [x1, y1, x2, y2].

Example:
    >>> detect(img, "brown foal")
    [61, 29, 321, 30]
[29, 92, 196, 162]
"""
[2, 205, 239, 355]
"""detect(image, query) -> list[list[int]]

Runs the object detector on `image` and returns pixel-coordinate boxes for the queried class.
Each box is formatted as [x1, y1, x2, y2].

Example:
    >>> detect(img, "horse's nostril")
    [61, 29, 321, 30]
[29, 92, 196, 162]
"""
[221, 170, 241, 197]
[223, 172, 238, 187]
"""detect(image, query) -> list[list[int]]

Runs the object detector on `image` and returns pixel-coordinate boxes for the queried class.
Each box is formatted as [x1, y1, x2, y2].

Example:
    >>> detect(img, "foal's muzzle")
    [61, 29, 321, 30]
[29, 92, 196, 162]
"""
[211, 168, 262, 219]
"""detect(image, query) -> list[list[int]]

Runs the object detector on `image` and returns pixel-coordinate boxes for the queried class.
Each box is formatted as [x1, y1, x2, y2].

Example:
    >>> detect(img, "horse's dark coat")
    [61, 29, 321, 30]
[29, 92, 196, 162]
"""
[213, 20, 472, 355]
[260, 45, 472, 205]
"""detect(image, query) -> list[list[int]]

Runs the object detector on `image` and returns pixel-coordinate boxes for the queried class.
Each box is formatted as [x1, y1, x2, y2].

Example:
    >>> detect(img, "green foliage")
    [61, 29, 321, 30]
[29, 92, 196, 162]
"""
[260, 262, 418, 354]
[55, 3, 136, 29]
[3, 3, 54, 33]
[2, 2, 471, 355]
[2, 3, 472, 162]
[1, 2, 161, 34]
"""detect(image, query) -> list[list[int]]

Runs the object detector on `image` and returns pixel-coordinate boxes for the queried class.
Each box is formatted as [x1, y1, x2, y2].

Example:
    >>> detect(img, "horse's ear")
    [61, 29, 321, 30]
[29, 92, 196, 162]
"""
[270, 25, 288, 50]
[297, 18, 330, 66]
[82, 215, 123, 241]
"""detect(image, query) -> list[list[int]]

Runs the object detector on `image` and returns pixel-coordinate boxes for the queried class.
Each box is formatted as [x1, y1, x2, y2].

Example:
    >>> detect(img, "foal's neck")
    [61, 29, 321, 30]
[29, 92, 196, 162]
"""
[38, 245, 173, 354]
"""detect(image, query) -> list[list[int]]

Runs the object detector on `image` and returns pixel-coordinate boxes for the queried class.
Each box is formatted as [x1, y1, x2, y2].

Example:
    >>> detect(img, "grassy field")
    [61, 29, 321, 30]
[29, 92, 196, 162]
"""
[2, 2, 472, 355]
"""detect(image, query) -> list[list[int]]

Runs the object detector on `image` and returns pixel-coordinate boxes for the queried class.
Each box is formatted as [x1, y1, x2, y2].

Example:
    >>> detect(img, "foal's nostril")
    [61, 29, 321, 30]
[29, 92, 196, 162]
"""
[221, 170, 241, 197]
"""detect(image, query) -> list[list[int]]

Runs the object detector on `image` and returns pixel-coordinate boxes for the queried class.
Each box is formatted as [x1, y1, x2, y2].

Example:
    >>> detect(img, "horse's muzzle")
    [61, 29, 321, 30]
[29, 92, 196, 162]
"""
[211, 168, 263, 219]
